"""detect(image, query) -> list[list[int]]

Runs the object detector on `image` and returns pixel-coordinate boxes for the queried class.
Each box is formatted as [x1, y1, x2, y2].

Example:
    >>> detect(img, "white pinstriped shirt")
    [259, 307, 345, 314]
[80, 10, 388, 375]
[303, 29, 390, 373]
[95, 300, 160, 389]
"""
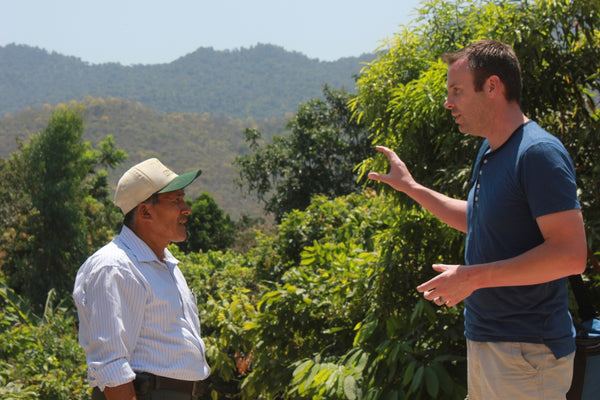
[73, 226, 210, 391]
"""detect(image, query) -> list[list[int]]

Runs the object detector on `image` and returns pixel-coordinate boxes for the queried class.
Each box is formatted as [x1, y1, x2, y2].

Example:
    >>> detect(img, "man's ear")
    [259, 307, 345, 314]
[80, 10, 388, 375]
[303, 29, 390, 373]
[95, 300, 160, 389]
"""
[137, 203, 153, 220]
[486, 75, 502, 97]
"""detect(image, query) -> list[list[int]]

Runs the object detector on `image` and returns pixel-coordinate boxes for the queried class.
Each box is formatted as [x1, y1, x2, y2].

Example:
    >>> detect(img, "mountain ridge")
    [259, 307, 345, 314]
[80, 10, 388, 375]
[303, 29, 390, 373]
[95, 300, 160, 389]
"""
[0, 43, 378, 218]
[0, 43, 376, 119]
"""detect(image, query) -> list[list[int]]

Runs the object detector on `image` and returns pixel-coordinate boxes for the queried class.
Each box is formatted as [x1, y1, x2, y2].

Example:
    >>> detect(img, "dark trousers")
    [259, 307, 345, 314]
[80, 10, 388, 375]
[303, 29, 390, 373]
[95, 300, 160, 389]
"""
[92, 386, 195, 400]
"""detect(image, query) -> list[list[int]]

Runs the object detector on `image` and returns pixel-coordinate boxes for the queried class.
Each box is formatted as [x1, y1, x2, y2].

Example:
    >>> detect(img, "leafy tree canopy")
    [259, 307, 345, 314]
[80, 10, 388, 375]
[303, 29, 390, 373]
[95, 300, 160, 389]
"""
[178, 192, 236, 254]
[235, 85, 373, 221]
[354, 0, 600, 251]
[0, 106, 126, 310]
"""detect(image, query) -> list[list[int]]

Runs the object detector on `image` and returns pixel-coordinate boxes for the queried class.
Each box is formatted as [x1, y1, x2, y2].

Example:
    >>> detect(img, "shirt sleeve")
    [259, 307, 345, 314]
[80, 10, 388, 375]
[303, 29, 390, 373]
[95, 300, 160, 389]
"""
[82, 264, 147, 390]
[520, 141, 580, 218]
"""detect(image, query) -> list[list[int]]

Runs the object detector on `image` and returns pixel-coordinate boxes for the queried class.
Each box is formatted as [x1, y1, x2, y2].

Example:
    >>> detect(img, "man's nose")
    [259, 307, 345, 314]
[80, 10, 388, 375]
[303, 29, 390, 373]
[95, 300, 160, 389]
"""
[444, 97, 453, 110]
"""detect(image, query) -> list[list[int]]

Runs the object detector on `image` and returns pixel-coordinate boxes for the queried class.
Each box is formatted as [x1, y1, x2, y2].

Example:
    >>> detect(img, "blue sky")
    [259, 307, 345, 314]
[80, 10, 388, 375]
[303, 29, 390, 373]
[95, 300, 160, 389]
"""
[0, 0, 423, 65]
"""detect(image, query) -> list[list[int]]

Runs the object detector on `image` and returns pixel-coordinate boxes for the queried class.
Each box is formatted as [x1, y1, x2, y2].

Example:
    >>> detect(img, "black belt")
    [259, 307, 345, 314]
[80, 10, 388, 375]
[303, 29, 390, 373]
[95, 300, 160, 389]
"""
[134, 372, 205, 397]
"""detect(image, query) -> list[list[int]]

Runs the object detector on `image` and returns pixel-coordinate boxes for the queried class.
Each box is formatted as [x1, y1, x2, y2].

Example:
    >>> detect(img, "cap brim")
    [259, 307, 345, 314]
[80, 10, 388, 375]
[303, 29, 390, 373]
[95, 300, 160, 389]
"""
[158, 169, 202, 193]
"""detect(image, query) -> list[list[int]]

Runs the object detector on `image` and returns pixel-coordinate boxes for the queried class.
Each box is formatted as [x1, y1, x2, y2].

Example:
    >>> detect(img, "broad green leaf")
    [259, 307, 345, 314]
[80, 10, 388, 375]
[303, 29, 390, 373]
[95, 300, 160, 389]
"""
[402, 360, 416, 387]
[424, 366, 440, 398]
[410, 365, 424, 394]
[343, 375, 359, 400]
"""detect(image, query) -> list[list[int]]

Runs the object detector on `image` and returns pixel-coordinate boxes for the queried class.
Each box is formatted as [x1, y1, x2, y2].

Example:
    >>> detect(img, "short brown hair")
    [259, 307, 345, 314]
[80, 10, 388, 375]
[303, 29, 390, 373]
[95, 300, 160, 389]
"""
[442, 40, 522, 104]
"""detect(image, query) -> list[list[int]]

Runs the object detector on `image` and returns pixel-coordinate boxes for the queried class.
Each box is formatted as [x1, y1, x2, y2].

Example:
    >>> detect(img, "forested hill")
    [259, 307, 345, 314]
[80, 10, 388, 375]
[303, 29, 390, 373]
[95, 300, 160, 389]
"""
[0, 97, 288, 218]
[0, 43, 376, 119]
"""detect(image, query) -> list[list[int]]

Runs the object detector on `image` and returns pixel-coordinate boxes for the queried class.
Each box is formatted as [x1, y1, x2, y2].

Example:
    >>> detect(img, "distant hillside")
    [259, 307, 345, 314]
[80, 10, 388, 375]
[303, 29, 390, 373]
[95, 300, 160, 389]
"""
[0, 43, 375, 119]
[0, 97, 287, 219]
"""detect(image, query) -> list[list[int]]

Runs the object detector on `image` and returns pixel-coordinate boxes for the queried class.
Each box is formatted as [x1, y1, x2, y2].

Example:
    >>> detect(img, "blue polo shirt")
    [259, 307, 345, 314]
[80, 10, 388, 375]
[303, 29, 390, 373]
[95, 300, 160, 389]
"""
[464, 121, 580, 359]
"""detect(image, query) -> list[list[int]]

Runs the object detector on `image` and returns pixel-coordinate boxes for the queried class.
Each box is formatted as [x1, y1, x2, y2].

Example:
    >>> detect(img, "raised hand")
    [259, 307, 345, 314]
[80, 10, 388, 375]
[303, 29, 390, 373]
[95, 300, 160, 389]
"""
[367, 146, 417, 193]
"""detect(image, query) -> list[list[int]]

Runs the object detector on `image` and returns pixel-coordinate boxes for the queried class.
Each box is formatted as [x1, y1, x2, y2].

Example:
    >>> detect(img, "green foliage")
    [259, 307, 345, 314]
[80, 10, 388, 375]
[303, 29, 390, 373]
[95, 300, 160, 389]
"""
[0, 106, 126, 311]
[174, 191, 467, 399]
[178, 192, 236, 253]
[228, 214, 277, 254]
[240, 193, 388, 399]
[235, 86, 373, 221]
[0, 279, 88, 400]
[250, 243, 379, 400]
[279, 202, 466, 400]
[347, 0, 600, 396]
[172, 193, 393, 399]
[0, 190, 465, 400]
[356, 204, 466, 400]
[250, 193, 387, 282]
[354, 0, 600, 250]
[1, 2, 599, 400]
[174, 248, 262, 399]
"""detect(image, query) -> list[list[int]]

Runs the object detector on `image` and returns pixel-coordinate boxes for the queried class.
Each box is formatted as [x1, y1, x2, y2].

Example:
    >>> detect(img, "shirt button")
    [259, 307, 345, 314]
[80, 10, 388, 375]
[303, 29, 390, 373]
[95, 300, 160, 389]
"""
[483, 159, 488, 164]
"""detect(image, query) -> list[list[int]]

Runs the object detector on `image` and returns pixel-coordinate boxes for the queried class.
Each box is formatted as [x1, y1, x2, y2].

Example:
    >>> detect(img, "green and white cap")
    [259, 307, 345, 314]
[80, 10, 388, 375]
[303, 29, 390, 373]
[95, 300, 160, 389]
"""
[114, 158, 201, 214]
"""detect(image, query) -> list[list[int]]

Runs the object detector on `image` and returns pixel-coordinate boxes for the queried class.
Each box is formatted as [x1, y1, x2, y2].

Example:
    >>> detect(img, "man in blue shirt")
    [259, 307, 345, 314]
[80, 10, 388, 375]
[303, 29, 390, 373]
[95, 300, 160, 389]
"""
[368, 40, 587, 399]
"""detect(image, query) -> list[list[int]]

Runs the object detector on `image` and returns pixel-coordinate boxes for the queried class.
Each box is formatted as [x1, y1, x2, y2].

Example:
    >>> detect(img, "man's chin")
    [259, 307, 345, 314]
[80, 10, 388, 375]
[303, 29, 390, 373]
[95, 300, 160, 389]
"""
[172, 230, 188, 243]
[457, 125, 476, 136]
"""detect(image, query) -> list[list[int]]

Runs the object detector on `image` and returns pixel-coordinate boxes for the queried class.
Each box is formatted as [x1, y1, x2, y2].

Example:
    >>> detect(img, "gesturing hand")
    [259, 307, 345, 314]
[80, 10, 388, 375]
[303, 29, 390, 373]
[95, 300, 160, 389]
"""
[417, 264, 476, 308]
[367, 146, 417, 193]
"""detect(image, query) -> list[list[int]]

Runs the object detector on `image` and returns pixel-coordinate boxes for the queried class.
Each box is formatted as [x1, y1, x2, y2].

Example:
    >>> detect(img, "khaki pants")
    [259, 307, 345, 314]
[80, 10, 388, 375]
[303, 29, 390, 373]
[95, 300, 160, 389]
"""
[466, 339, 574, 400]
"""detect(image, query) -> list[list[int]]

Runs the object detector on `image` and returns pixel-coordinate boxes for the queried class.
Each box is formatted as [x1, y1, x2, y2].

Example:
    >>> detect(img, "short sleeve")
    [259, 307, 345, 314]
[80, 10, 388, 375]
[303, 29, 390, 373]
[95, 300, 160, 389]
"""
[519, 142, 580, 218]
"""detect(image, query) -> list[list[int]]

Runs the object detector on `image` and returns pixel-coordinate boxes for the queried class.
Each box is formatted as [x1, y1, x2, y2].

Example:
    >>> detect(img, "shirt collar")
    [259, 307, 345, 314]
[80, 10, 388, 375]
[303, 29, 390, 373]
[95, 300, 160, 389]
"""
[118, 225, 180, 267]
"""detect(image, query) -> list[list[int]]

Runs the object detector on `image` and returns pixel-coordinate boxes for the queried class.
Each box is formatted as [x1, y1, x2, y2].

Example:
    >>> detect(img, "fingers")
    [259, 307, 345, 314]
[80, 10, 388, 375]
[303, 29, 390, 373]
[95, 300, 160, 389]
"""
[367, 171, 382, 180]
[419, 284, 449, 307]
[374, 145, 390, 153]
[417, 265, 449, 293]
[434, 296, 449, 306]
[418, 264, 456, 307]
[368, 146, 404, 187]
[368, 146, 393, 182]
[417, 274, 438, 294]
[374, 146, 397, 162]
[431, 264, 446, 272]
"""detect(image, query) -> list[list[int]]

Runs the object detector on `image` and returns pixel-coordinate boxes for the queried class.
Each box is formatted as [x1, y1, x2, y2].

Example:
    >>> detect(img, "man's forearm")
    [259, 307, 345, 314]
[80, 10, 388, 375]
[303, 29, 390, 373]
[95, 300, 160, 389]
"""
[477, 209, 587, 288]
[403, 182, 468, 233]
[418, 209, 587, 307]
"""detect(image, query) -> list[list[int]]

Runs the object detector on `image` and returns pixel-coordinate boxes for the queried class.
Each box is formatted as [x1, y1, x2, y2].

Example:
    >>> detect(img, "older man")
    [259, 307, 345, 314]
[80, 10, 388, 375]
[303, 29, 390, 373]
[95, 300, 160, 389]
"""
[74, 158, 210, 400]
